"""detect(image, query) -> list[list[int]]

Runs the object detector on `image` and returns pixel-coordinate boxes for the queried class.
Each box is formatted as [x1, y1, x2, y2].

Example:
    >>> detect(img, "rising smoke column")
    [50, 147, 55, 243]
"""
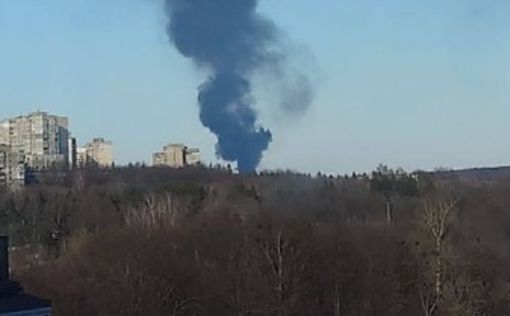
[164, 0, 281, 172]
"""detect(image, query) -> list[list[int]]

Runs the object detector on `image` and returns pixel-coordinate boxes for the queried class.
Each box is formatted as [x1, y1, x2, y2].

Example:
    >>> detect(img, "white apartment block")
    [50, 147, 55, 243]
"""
[0, 111, 70, 171]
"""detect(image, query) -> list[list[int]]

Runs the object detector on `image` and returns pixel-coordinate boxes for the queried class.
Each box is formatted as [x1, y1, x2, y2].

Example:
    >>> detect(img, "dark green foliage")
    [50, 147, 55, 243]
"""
[370, 164, 419, 199]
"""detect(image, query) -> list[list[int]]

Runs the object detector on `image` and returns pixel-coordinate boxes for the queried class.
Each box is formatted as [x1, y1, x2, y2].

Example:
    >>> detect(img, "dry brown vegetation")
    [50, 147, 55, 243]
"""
[1, 165, 510, 315]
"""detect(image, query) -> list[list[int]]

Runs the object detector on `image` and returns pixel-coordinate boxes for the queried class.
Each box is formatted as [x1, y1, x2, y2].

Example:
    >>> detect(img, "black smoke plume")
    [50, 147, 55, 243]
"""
[164, 0, 308, 172]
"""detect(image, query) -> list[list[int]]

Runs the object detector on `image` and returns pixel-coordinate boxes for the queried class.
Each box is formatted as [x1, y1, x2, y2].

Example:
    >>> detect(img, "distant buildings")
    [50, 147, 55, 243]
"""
[0, 110, 209, 186]
[77, 138, 114, 168]
[0, 111, 69, 171]
[0, 111, 117, 187]
[153, 143, 201, 168]
[0, 111, 71, 186]
[153, 144, 186, 168]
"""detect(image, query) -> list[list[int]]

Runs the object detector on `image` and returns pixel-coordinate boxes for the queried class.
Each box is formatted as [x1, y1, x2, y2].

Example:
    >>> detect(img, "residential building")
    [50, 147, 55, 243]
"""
[185, 148, 201, 166]
[152, 152, 166, 166]
[78, 138, 113, 168]
[68, 137, 77, 169]
[0, 145, 25, 186]
[165, 144, 186, 167]
[153, 144, 201, 168]
[0, 121, 9, 146]
[0, 236, 52, 316]
[76, 147, 88, 168]
[0, 111, 70, 171]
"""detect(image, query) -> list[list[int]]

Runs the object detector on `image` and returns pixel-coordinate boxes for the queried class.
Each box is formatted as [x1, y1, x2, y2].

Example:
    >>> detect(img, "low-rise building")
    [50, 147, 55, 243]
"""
[153, 144, 201, 168]
[152, 152, 166, 167]
[77, 138, 113, 168]
[185, 148, 201, 166]
[76, 147, 88, 168]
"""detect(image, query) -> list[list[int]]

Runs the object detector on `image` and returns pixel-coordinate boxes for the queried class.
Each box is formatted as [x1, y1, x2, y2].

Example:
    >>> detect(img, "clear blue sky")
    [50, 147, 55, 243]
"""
[0, 0, 509, 174]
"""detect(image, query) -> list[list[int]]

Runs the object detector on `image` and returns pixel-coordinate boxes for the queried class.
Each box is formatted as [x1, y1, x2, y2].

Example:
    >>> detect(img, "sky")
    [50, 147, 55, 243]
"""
[0, 0, 510, 175]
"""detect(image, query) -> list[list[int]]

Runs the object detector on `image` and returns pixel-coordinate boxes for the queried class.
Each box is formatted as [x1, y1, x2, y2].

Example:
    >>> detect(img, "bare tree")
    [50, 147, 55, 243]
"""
[419, 193, 457, 316]
[125, 193, 185, 229]
[253, 221, 312, 316]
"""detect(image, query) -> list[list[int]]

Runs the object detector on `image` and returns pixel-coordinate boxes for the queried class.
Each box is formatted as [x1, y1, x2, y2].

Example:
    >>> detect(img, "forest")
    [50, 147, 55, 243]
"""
[1, 165, 510, 316]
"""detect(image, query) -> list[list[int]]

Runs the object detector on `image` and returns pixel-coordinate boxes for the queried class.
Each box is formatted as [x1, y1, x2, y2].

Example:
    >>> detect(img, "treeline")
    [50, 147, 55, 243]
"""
[1, 165, 510, 315]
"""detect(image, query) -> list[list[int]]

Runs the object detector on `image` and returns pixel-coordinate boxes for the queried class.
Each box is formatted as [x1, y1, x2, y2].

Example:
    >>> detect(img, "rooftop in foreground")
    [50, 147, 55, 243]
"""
[0, 292, 51, 315]
[0, 236, 51, 316]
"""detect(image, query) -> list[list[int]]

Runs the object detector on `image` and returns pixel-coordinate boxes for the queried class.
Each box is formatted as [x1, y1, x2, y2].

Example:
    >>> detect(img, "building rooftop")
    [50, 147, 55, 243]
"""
[164, 143, 186, 149]
[0, 292, 51, 314]
[0, 236, 51, 315]
[87, 138, 113, 146]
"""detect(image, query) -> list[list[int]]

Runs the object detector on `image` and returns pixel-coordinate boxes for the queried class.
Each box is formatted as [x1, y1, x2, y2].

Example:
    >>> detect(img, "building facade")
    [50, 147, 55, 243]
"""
[185, 148, 201, 166]
[76, 147, 87, 168]
[152, 152, 166, 166]
[68, 137, 77, 169]
[153, 144, 201, 168]
[0, 121, 9, 146]
[0, 111, 70, 171]
[0, 145, 25, 186]
[78, 138, 113, 168]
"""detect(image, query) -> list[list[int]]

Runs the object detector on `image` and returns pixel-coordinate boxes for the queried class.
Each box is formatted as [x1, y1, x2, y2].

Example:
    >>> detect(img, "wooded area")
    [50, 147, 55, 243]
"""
[1, 165, 509, 315]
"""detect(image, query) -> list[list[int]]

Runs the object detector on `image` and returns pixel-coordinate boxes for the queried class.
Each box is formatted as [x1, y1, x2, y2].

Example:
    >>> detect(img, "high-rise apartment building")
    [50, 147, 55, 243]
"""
[0, 111, 70, 170]
[153, 144, 201, 168]
[77, 138, 113, 168]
